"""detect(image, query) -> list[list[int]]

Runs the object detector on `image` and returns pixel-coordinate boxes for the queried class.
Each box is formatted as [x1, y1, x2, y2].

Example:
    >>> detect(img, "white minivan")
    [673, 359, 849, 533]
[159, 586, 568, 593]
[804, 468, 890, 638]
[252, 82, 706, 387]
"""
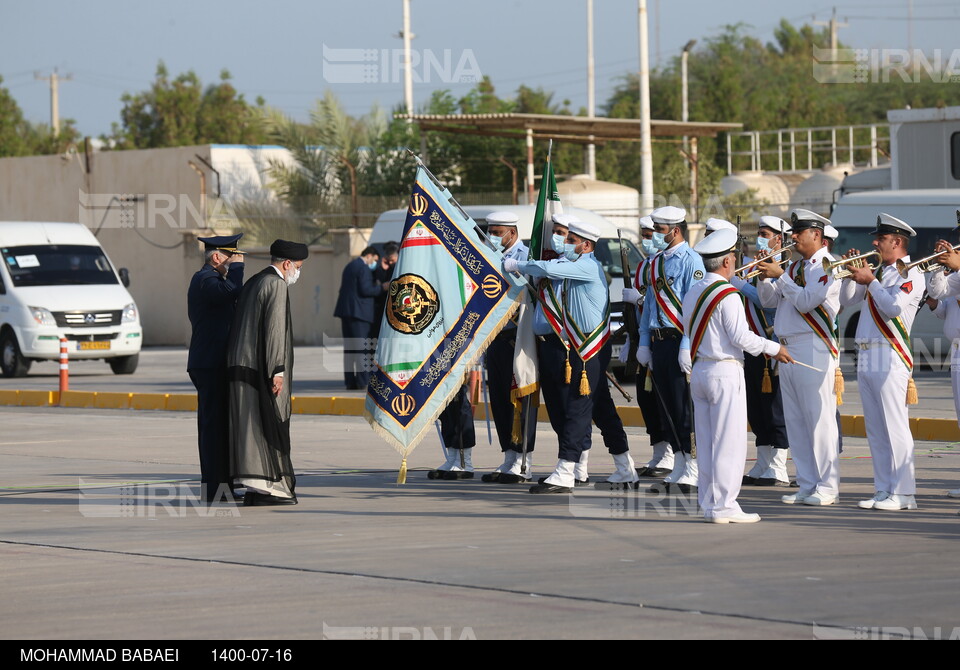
[0, 221, 142, 377]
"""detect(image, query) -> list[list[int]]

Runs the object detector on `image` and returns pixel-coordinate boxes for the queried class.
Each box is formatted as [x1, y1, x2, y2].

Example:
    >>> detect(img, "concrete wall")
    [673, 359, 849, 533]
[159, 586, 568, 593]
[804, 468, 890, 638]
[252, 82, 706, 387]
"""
[0, 146, 366, 346]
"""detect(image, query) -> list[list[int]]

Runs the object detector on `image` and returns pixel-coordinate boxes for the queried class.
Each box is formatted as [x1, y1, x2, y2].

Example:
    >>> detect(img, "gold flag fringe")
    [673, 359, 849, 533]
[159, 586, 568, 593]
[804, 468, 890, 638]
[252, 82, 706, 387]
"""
[397, 457, 407, 484]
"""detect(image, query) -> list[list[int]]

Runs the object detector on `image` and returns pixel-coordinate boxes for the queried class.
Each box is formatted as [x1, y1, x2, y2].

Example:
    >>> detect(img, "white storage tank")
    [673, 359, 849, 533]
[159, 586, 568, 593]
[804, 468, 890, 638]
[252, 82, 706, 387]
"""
[792, 165, 851, 216]
[720, 171, 792, 218]
[557, 174, 641, 234]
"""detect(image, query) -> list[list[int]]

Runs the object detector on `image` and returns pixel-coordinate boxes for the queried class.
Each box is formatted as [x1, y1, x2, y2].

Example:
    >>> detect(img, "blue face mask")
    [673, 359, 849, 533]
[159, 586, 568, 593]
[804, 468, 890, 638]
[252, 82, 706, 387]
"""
[552, 234, 566, 254]
[641, 238, 658, 256]
[563, 243, 581, 262]
[652, 231, 669, 251]
[755, 236, 770, 254]
[488, 235, 504, 253]
[368, 260, 378, 270]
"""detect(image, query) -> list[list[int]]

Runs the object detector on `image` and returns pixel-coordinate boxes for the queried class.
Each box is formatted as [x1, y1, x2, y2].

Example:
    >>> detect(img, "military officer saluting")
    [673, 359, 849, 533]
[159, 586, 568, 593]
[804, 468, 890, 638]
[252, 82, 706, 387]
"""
[683, 229, 794, 522]
[187, 233, 245, 503]
[840, 213, 925, 511]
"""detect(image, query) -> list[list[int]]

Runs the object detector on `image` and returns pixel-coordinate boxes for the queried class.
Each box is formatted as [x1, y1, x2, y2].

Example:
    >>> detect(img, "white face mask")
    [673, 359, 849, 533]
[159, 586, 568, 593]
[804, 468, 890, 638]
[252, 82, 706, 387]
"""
[285, 266, 301, 286]
[552, 234, 567, 254]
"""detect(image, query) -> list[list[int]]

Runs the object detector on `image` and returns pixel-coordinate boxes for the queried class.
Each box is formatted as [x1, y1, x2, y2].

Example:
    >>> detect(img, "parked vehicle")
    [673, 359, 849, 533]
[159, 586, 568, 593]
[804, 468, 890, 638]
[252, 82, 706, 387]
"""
[0, 221, 142, 377]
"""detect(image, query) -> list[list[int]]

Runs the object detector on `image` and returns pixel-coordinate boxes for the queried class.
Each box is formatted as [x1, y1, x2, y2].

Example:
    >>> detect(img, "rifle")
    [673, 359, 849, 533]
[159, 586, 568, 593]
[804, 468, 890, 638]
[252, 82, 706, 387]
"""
[618, 230, 641, 379]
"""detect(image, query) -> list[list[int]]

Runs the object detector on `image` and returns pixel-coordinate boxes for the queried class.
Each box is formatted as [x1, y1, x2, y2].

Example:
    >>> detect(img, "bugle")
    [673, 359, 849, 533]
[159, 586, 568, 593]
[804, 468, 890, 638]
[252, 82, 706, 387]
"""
[735, 243, 795, 279]
[822, 250, 881, 279]
[896, 243, 960, 278]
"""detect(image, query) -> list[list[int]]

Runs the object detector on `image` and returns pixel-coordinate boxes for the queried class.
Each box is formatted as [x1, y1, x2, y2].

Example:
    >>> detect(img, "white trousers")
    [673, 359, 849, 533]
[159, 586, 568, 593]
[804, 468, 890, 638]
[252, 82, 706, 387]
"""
[692, 360, 747, 519]
[858, 344, 915, 495]
[952, 341, 960, 429]
[778, 333, 840, 496]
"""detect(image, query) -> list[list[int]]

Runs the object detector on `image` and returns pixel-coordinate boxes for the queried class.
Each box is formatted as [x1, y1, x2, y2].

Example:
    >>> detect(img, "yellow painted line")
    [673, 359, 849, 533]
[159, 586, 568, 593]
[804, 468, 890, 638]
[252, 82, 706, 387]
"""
[95, 392, 132, 409]
[1, 389, 958, 441]
[59, 391, 97, 408]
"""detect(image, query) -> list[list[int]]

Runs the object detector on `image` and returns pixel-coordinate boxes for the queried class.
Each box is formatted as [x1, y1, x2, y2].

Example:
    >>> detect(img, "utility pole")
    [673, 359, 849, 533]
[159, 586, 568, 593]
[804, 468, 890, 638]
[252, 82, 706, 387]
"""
[814, 7, 848, 52]
[585, 0, 596, 179]
[401, 0, 414, 120]
[35, 68, 72, 136]
[637, 0, 653, 215]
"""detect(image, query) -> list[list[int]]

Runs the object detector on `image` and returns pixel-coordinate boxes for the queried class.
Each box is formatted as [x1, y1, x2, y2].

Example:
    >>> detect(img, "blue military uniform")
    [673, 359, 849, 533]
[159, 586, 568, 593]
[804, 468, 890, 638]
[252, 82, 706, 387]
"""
[187, 234, 245, 502]
[334, 256, 385, 389]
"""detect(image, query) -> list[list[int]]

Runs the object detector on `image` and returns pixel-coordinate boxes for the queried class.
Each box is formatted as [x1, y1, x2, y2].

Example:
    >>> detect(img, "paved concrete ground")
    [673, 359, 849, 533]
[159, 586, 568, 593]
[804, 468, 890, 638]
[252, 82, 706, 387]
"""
[1, 348, 960, 640]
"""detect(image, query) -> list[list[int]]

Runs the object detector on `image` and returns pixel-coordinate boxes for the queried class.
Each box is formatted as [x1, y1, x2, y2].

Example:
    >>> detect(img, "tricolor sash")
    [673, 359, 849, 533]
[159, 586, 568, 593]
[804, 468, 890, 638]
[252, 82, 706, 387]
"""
[689, 280, 740, 361]
[789, 260, 839, 359]
[651, 253, 684, 331]
[866, 268, 913, 370]
[537, 279, 567, 343]
[563, 280, 612, 362]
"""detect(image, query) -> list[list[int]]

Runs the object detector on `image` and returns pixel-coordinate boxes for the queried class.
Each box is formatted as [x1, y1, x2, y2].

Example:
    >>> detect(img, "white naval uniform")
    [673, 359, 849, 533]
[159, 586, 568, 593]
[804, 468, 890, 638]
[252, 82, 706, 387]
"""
[928, 271, 960, 428]
[682, 273, 781, 519]
[758, 247, 841, 497]
[839, 259, 924, 496]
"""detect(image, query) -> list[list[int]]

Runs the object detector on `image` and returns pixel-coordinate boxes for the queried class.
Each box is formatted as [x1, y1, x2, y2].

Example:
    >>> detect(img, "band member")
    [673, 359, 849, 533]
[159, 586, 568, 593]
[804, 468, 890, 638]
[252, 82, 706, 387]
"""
[621, 215, 673, 477]
[928, 230, 960, 501]
[479, 211, 538, 483]
[636, 206, 705, 493]
[684, 229, 794, 522]
[731, 216, 791, 487]
[505, 219, 638, 493]
[757, 209, 841, 506]
[840, 213, 924, 511]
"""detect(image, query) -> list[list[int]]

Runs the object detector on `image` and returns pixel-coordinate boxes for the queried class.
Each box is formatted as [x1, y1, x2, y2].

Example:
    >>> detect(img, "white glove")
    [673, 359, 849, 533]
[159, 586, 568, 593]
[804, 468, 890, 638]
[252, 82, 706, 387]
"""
[618, 336, 631, 364]
[503, 258, 520, 274]
[636, 345, 652, 368]
[622, 287, 642, 305]
[678, 348, 692, 375]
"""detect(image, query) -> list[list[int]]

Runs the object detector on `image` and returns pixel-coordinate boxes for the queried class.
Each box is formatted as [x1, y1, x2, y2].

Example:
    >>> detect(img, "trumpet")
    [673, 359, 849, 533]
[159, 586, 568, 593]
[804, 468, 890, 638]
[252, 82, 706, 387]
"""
[735, 243, 795, 279]
[822, 251, 881, 279]
[896, 243, 960, 278]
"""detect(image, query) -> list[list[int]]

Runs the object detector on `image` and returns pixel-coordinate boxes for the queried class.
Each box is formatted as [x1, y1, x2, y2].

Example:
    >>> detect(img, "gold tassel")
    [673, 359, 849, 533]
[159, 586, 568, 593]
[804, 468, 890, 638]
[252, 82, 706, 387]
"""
[834, 367, 844, 406]
[761, 366, 772, 393]
[397, 457, 407, 484]
[564, 353, 572, 384]
[511, 401, 523, 443]
[579, 369, 590, 395]
[643, 368, 653, 392]
[906, 377, 919, 405]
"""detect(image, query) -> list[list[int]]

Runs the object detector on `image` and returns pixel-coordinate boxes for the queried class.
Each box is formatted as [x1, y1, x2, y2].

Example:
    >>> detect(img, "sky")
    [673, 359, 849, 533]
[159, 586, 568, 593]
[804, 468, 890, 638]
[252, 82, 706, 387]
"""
[1, 0, 959, 137]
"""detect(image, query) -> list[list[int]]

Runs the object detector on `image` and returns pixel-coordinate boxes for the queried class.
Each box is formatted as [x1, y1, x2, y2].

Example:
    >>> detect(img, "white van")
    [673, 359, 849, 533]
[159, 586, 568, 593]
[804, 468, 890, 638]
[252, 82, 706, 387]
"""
[829, 189, 960, 363]
[370, 204, 645, 376]
[0, 222, 142, 377]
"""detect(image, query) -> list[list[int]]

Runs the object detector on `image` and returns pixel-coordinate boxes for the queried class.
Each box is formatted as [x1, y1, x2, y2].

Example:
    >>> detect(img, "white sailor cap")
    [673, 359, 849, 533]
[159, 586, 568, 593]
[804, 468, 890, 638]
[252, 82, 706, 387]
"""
[650, 205, 686, 226]
[568, 220, 601, 242]
[552, 213, 577, 228]
[823, 224, 839, 240]
[758, 215, 791, 234]
[694, 228, 738, 259]
[870, 212, 916, 237]
[705, 217, 737, 234]
[639, 215, 654, 230]
[485, 211, 519, 227]
[789, 208, 831, 232]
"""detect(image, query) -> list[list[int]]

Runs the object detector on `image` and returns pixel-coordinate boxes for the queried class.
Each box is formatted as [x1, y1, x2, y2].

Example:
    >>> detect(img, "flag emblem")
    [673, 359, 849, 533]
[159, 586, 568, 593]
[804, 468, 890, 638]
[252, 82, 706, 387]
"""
[386, 274, 439, 334]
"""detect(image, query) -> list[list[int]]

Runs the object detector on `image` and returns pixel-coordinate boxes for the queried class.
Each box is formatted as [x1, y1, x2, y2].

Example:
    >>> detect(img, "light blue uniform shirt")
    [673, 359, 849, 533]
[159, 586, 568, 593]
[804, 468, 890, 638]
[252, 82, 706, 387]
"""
[639, 242, 705, 350]
[518, 252, 608, 338]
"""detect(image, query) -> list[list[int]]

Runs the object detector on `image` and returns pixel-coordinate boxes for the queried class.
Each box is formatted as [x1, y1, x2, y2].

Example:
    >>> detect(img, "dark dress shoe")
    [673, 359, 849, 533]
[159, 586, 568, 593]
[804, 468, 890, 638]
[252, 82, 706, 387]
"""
[594, 479, 638, 491]
[427, 469, 444, 479]
[243, 492, 298, 507]
[647, 482, 667, 494]
[529, 483, 573, 494]
[537, 476, 587, 486]
[497, 473, 532, 484]
[642, 467, 672, 478]
[742, 475, 758, 486]
[439, 470, 474, 480]
[670, 483, 698, 495]
[481, 472, 502, 483]
[756, 478, 790, 487]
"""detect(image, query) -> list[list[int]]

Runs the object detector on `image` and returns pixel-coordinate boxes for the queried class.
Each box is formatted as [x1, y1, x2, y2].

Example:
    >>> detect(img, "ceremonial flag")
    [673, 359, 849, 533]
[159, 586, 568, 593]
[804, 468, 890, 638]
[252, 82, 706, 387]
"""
[365, 163, 527, 480]
[529, 153, 563, 261]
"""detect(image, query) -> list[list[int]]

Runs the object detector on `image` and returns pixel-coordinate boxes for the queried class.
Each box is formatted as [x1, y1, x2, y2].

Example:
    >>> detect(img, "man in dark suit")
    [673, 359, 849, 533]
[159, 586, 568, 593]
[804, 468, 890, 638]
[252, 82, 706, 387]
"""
[187, 234, 245, 503]
[334, 245, 387, 389]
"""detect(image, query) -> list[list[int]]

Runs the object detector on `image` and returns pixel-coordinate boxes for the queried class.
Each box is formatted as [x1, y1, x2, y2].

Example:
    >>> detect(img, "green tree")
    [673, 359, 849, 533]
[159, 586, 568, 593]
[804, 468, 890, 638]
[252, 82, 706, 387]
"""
[110, 63, 267, 149]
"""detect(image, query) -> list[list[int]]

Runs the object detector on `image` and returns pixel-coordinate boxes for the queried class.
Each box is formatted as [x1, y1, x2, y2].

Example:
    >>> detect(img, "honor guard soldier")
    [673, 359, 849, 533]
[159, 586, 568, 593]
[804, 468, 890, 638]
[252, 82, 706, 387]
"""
[187, 233, 245, 503]
[704, 217, 737, 235]
[684, 229, 794, 522]
[427, 383, 478, 480]
[636, 205, 705, 493]
[505, 219, 638, 493]
[731, 216, 792, 487]
[478, 211, 538, 484]
[757, 209, 841, 506]
[621, 215, 674, 477]
[823, 225, 839, 255]
[840, 213, 925, 511]
[928, 227, 960, 501]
